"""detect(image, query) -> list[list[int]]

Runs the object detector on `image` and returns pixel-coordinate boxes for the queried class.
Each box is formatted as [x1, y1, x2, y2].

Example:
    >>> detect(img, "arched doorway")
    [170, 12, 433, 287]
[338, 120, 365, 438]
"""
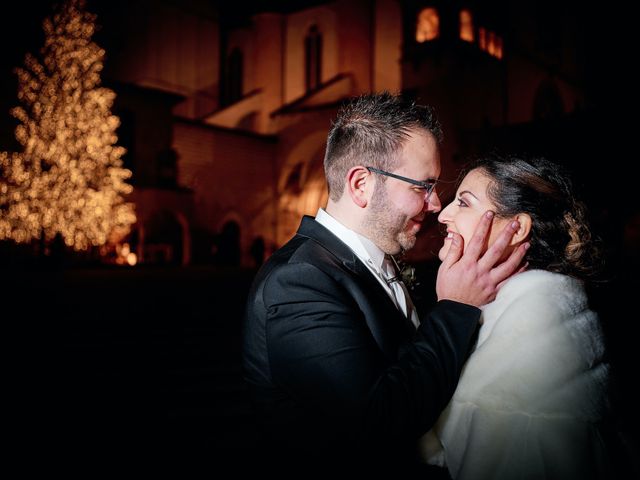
[143, 210, 184, 265]
[214, 220, 241, 267]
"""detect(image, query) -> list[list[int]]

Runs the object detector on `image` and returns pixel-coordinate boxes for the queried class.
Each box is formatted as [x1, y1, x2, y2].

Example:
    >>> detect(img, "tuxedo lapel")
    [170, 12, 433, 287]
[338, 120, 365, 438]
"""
[296, 216, 416, 356]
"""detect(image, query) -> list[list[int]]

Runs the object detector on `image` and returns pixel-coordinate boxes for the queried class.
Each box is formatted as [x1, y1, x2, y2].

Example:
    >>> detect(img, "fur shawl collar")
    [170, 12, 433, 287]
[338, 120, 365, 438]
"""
[420, 270, 610, 479]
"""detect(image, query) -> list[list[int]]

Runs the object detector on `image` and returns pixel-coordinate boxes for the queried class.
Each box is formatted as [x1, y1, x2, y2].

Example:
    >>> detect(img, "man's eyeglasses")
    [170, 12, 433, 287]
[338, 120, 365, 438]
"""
[366, 166, 437, 201]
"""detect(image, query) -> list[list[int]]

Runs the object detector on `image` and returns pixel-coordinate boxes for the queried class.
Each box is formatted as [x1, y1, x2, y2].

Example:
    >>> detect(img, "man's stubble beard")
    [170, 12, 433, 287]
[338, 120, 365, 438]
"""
[362, 182, 416, 255]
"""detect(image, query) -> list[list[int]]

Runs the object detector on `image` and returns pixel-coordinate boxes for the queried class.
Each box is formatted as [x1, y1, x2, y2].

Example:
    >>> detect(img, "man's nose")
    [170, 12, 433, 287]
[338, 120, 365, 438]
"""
[425, 190, 441, 213]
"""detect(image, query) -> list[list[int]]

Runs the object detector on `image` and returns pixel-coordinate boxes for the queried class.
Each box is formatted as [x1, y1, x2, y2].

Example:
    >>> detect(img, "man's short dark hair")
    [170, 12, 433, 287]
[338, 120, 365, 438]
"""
[324, 92, 442, 201]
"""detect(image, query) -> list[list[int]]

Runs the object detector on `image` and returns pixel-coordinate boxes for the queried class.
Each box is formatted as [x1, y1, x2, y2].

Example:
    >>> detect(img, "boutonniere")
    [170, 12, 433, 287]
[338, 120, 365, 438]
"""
[394, 257, 420, 291]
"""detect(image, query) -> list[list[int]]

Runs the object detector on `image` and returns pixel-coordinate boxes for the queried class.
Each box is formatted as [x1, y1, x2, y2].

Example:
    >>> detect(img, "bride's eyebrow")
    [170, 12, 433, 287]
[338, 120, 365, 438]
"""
[458, 190, 479, 200]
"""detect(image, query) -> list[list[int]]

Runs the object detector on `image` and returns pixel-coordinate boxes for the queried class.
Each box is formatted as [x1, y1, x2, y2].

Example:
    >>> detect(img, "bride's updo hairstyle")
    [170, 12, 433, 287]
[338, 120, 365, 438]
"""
[462, 154, 601, 280]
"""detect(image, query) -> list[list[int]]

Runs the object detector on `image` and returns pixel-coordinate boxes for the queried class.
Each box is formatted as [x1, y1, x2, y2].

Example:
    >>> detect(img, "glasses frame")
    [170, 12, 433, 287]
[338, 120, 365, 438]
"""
[366, 166, 437, 200]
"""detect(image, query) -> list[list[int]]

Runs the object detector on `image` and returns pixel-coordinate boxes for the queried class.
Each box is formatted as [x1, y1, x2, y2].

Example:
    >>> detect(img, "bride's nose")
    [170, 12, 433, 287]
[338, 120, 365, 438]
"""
[437, 201, 454, 224]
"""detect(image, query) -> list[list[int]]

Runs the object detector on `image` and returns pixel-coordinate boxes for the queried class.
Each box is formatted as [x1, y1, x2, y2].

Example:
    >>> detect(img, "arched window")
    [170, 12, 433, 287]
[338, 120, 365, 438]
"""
[285, 162, 304, 194]
[493, 36, 503, 59]
[478, 27, 487, 50]
[416, 7, 439, 42]
[223, 48, 243, 105]
[478, 27, 503, 59]
[305, 25, 322, 92]
[459, 9, 474, 42]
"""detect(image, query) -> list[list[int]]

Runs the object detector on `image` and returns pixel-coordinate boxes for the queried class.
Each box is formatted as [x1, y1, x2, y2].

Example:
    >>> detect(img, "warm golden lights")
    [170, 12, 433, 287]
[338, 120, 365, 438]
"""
[0, 0, 136, 251]
[478, 27, 503, 59]
[415, 7, 502, 59]
[459, 9, 474, 42]
[114, 242, 137, 265]
[416, 7, 440, 42]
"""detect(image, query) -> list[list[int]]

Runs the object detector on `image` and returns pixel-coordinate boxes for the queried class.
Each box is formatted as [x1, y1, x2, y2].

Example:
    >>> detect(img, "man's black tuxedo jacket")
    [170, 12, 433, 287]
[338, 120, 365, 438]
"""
[242, 216, 479, 471]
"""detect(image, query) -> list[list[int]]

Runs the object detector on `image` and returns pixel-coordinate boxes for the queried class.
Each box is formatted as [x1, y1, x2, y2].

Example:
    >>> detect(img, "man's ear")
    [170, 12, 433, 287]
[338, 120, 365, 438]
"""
[511, 213, 532, 245]
[346, 166, 372, 208]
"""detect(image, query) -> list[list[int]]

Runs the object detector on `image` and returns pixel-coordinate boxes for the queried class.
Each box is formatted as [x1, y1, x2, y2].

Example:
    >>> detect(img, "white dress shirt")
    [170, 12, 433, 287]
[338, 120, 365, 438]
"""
[315, 208, 419, 328]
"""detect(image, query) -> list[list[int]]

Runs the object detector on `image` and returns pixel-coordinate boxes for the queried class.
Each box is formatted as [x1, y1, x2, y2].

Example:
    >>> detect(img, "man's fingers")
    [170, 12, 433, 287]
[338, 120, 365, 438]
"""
[496, 263, 528, 290]
[441, 232, 464, 270]
[478, 219, 520, 270]
[491, 242, 530, 285]
[464, 211, 495, 260]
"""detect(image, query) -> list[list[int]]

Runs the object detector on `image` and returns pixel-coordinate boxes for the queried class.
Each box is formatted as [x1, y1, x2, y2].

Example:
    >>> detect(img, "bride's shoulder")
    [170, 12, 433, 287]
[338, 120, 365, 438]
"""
[484, 269, 592, 334]
[499, 269, 586, 303]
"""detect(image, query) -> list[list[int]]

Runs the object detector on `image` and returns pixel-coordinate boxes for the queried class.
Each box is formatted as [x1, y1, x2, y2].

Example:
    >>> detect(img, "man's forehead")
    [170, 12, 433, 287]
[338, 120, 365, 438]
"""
[398, 135, 440, 175]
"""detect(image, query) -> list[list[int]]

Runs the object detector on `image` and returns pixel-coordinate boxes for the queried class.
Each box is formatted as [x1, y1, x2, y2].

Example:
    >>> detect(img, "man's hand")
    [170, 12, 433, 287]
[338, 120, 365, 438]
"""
[436, 211, 529, 307]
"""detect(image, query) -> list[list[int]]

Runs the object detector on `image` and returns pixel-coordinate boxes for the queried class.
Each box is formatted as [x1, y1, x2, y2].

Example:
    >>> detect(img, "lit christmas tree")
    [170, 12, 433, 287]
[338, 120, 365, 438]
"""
[0, 0, 135, 252]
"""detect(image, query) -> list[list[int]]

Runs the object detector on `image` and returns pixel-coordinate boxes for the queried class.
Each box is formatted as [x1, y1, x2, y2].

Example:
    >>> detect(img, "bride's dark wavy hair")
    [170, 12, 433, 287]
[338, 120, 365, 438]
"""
[461, 154, 602, 280]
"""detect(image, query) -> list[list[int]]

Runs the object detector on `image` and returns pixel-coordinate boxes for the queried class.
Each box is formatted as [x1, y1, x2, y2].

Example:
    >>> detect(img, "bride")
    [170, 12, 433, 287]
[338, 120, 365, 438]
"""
[420, 154, 611, 479]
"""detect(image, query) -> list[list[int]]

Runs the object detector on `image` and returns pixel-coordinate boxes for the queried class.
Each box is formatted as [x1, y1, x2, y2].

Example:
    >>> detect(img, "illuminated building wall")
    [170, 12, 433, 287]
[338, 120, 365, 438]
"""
[89, 0, 590, 265]
[171, 0, 404, 261]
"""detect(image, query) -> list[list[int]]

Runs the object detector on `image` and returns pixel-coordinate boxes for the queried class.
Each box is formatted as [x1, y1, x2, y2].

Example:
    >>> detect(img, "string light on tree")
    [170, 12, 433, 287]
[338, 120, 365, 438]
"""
[0, 0, 135, 251]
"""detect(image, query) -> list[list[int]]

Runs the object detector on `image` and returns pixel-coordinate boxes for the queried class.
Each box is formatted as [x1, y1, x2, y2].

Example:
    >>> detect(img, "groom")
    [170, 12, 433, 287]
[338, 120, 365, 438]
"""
[242, 93, 527, 474]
